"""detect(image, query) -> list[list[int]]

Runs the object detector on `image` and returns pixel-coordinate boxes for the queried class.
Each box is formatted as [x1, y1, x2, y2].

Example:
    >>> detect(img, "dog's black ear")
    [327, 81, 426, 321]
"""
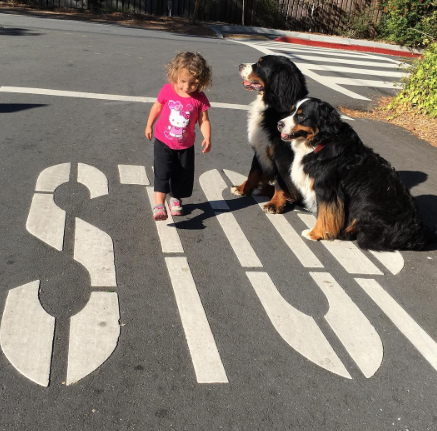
[315, 101, 342, 138]
[267, 60, 308, 111]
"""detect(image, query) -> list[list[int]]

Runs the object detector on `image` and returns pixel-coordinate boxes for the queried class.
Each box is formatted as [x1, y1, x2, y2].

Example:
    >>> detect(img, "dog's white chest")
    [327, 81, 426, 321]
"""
[247, 95, 274, 169]
[291, 150, 317, 214]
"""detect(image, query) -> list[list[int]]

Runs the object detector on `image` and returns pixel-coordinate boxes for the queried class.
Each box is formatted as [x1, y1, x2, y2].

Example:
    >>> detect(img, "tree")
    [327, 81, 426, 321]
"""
[191, 0, 201, 24]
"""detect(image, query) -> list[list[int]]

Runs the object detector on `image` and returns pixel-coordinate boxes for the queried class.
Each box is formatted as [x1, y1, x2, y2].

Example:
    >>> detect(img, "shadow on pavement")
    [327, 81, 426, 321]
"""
[400, 170, 428, 190]
[0, 103, 48, 113]
[0, 26, 41, 36]
[171, 197, 258, 231]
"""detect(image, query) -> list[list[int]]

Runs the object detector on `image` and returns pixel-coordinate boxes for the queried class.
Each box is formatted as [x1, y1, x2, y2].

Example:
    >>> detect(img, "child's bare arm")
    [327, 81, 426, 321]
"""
[145, 101, 163, 140]
[199, 110, 211, 154]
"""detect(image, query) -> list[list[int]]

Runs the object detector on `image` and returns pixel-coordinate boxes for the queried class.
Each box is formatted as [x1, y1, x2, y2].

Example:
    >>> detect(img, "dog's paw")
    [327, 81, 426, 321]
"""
[302, 229, 317, 241]
[231, 186, 245, 196]
[263, 202, 284, 214]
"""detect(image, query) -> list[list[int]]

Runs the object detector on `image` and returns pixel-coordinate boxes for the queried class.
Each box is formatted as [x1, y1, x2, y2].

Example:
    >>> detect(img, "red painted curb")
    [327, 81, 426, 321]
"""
[274, 36, 423, 58]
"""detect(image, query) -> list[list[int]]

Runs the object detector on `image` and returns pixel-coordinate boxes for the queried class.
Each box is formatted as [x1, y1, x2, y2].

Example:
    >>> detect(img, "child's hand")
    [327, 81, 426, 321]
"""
[201, 139, 211, 154]
[145, 126, 153, 141]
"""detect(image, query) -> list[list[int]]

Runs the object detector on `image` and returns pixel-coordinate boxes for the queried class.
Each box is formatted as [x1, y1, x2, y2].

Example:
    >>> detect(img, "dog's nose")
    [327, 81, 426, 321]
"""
[239, 64, 245, 71]
[277, 121, 285, 131]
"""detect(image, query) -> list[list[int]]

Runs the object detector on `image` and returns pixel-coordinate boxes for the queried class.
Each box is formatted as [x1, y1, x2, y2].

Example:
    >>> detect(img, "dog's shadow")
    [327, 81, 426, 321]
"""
[399, 170, 428, 190]
[399, 171, 437, 246]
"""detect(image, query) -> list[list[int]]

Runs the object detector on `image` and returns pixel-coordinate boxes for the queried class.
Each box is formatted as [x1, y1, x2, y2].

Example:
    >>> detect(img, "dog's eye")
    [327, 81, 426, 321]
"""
[297, 110, 303, 115]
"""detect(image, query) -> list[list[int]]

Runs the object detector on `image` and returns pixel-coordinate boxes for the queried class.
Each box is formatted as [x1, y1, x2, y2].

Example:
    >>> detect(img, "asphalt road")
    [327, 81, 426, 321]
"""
[1, 12, 437, 431]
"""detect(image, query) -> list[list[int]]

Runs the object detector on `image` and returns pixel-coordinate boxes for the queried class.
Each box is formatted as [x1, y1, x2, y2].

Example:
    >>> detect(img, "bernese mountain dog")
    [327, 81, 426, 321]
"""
[277, 97, 428, 251]
[231, 55, 308, 214]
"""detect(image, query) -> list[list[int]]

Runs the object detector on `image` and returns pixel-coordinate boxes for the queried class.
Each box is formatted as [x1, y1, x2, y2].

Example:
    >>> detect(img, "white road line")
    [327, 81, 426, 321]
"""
[0, 281, 55, 387]
[298, 213, 383, 275]
[311, 272, 383, 378]
[0, 86, 250, 110]
[370, 250, 404, 275]
[305, 65, 406, 77]
[223, 169, 323, 268]
[26, 193, 66, 251]
[165, 257, 228, 383]
[294, 64, 372, 100]
[289, 54, 402, 68]
[211, 102, 251, 110]
[118, 164, 150, 185]
[331, 77, 398, 88]
[246, 271, 351, 379]
[356, 278, 437, 373]
[66, 292, 120, 385]
[77, 163, 109, 198]
[199, 169, 233, 211]
[74, 218, 117, 287]
[199, 170, 262, 267]
[0, 85, 353, 112]
[216, 212, 263, 267]
[260, 207, 323, 268]
[146, 187, 184, 253]
[0, 86, 156, 103]
[35, 163, 71, 192]
[260, 44, 402, 61]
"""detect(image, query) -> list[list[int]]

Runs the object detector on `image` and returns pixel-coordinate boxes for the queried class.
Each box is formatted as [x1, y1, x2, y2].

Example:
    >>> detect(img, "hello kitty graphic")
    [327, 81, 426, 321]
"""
[165, 101, 194, 142]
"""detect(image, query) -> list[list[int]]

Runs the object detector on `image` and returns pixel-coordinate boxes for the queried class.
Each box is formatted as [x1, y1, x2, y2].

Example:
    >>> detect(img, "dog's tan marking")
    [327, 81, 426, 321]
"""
[292, 124, 318, 141]
[306, 200, 345, 240]
[310, 178, 315, 191]
[344, 219, 357, 235]
[263, 189, 289, 214]
[262, 186, 300, 214]
[231, 169, 261, 196]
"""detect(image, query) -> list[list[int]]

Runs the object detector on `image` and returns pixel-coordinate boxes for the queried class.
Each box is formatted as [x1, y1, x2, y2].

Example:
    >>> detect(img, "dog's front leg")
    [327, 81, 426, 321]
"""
[231, 154, 262, 196]
[302, 199, 345, 241]
[263, 174, 300, 214]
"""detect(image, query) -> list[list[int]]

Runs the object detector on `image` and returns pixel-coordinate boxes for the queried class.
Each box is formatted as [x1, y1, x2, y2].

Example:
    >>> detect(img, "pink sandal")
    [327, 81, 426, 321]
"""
[169, 198, 183, 216]
[153, 204, 168, 221]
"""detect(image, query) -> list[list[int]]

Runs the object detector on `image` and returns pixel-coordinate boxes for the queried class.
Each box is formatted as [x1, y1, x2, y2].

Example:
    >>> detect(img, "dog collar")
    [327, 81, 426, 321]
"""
[314, 142, 326, 153]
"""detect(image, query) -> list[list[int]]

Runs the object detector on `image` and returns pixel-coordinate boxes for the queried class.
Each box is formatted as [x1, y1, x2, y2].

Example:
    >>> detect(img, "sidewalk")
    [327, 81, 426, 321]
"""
[209, 24, 423, 58]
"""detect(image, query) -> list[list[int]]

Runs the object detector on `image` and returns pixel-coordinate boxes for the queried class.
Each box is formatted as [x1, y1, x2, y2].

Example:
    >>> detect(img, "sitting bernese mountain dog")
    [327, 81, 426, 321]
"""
[232, 55, 308, 214]
[277, 97, 428, 251]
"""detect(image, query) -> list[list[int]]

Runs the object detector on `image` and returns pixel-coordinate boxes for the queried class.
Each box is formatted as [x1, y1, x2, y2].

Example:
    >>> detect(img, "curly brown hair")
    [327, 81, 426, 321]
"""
[166, 52, 212, 92]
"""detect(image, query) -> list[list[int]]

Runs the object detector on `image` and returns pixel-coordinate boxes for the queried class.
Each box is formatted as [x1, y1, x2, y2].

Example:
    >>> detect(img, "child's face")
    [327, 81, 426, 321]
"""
[175, 69, 199, 95]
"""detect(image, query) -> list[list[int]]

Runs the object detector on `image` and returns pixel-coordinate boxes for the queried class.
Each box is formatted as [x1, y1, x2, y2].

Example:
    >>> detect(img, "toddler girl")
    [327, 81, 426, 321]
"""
[145, 52, 212, 221]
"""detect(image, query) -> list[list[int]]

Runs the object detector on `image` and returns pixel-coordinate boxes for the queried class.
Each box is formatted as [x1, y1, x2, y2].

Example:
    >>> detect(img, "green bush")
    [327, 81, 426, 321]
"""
[377, 0, 437, 47]
[420, 10, 437, 46]
[390, 43, 437, 118]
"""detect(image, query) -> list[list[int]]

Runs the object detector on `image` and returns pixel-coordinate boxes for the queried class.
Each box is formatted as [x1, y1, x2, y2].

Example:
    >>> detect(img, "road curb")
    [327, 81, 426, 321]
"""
[275, 36, 422, 58]
[209, 24, 423, 58]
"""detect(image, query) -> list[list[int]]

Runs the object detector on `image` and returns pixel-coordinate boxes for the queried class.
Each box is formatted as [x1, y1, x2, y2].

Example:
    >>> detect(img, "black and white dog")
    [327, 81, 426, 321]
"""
[232, 55, 308, 214]
[278, 97, 428, 250]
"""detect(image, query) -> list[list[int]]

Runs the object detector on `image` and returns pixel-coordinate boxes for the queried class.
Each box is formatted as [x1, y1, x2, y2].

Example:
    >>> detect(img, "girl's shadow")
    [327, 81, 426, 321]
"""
[173, 196, 258, 230]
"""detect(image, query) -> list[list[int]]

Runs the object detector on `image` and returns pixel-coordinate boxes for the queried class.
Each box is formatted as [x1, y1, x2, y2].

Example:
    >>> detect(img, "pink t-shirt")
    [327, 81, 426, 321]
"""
[154, 83, 211, 150]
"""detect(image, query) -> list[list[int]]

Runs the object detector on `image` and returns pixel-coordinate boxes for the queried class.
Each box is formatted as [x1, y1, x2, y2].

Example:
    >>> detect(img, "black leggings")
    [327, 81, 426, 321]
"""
[153, 138, 195, 199]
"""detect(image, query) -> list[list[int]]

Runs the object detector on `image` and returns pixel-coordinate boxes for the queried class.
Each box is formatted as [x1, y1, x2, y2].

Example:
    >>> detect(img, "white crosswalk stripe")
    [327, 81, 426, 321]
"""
[234, 40, 407, 100]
